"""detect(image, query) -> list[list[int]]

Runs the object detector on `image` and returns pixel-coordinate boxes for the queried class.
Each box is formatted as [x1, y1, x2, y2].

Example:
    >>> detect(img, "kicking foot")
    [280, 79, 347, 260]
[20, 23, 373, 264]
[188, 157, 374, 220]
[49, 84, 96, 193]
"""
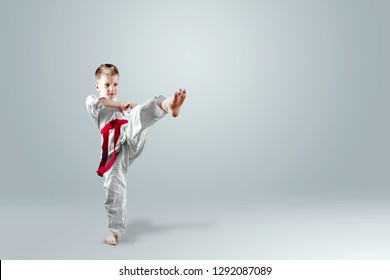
[162, 88, 187, 117]
[104, 234, 118, 246]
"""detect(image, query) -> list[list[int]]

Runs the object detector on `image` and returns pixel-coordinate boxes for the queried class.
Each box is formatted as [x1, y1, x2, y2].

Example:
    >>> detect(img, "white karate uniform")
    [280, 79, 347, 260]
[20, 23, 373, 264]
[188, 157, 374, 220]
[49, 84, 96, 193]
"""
[86, 94, 166, 236]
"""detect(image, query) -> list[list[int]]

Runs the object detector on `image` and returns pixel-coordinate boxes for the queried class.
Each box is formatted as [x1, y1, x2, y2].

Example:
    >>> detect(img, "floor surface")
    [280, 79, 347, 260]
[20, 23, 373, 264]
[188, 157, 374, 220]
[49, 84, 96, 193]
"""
[1, 183, 390, 260]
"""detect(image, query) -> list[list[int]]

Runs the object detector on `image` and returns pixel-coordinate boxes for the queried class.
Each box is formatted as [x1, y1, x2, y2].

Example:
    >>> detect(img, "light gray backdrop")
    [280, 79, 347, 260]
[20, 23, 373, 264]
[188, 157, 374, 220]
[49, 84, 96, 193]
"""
[0, 0, 389, 259]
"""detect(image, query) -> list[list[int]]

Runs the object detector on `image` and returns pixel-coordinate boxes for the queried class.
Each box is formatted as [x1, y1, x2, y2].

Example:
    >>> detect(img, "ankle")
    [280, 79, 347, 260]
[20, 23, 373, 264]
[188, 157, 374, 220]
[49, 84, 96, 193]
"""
[159, 99, 169, 113]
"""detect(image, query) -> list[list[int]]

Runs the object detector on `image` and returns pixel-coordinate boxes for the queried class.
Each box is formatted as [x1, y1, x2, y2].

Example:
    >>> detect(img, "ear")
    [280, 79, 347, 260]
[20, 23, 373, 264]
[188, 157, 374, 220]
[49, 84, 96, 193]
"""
[95, 82, 100, 92]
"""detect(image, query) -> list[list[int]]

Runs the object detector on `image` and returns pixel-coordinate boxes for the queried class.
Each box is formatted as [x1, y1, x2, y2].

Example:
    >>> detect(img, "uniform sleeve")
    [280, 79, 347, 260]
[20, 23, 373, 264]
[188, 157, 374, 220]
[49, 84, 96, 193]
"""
[86, 94, 103, 127]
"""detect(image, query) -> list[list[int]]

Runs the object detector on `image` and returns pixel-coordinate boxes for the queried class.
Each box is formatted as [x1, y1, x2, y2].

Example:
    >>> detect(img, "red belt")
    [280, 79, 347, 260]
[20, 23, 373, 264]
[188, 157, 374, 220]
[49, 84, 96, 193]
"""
[96, 119, 128, 177]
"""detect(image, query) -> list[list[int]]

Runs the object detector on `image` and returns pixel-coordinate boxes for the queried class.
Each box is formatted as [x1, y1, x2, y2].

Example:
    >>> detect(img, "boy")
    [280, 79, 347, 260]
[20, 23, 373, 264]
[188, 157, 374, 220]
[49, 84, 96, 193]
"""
[86, 64, 186, 245]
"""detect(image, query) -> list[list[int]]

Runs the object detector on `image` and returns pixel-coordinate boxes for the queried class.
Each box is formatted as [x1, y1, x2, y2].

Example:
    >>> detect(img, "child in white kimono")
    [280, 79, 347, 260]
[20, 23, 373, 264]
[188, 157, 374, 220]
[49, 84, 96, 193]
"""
[86, 64, 186, 245]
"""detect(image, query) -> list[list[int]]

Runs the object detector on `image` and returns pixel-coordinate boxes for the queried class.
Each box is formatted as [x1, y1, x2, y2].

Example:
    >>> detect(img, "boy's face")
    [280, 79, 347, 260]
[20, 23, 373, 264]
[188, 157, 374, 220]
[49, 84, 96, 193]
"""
[95, 74, 119, 100]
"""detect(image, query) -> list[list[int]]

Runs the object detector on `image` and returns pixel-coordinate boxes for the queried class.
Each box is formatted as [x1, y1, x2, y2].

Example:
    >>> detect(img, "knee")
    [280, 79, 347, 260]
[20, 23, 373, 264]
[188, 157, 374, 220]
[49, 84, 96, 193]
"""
[104, 175, 127, 192]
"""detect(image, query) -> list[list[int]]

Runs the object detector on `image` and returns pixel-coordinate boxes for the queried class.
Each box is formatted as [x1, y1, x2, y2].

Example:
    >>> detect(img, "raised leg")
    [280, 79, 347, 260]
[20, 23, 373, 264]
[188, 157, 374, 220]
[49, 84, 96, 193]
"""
[125, 95, 167, 141]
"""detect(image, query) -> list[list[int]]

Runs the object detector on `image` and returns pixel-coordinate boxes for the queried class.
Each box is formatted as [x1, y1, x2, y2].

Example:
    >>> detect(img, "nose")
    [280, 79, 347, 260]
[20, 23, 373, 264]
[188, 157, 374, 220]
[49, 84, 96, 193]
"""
[108, 85, 114, 92]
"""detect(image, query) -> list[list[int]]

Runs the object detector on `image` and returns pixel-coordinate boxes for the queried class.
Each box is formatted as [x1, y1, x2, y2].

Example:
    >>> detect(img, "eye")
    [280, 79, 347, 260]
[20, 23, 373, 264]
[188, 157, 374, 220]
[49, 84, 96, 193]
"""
[105, 84, 109, 87]
[114, 84, 118, 87]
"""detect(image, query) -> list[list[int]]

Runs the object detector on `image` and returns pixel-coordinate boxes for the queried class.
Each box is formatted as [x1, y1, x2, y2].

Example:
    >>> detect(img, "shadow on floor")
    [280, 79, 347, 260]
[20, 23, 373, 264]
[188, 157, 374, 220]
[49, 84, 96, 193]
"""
[121, 218, 215, 243]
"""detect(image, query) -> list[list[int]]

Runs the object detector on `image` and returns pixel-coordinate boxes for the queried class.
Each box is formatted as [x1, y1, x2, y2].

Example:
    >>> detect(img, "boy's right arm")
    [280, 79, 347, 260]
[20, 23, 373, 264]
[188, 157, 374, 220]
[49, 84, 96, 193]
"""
[99, 97, 137, 115]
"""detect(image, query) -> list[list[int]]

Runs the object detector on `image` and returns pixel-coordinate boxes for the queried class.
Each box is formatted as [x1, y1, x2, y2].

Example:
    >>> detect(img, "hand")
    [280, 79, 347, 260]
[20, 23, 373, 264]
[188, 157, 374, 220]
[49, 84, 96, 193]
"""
[120, 102, 138, 115]
[129, 103, 138, 109]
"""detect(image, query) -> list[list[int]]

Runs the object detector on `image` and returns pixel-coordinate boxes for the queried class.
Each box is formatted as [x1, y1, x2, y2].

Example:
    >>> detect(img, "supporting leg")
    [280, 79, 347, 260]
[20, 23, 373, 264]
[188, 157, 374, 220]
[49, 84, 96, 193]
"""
[103, 145, 129, 245]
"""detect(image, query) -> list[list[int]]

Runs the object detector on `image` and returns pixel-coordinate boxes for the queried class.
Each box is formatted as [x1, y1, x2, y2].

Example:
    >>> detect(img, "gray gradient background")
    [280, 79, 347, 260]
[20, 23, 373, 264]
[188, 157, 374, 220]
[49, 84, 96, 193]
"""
[0, 0, 389, 259]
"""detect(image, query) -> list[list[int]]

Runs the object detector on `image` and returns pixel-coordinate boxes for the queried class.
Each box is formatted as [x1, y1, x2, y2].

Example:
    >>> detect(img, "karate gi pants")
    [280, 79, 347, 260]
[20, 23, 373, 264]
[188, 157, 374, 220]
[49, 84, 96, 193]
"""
[102, 95, 166, 236]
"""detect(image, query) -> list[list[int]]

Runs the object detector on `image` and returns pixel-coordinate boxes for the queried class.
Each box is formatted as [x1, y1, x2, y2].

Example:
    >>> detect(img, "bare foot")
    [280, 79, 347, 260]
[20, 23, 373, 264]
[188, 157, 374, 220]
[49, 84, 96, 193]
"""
[162, 88, 186, 117]
[104, 234, 118, 245]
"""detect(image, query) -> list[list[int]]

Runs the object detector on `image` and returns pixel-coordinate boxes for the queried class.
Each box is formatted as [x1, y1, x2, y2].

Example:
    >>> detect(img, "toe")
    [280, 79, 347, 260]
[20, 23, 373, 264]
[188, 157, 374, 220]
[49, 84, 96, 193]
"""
[105, 239, 116, 245]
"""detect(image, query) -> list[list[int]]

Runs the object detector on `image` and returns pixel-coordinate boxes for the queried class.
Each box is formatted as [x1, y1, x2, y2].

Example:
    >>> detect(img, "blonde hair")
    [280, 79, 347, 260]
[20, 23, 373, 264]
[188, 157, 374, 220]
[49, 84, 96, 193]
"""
[95, 64, 119, 80]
